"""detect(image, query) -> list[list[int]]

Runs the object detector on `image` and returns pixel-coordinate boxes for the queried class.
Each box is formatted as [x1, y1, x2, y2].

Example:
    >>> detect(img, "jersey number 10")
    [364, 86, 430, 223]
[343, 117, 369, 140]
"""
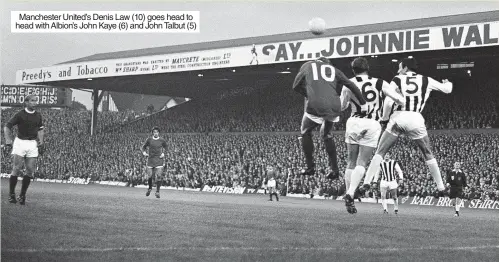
[311, 63, 336, 82]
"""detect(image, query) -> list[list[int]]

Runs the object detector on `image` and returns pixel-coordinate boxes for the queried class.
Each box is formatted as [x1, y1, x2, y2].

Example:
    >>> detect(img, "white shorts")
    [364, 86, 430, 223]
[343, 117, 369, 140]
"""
[304, 112, 339, 124]
[386, 111, 427, 140]
[12, 137, 38, 158]
[147, 165, 164, 169]
[380, 180, 398, 191]
[345, 118, 381, 148]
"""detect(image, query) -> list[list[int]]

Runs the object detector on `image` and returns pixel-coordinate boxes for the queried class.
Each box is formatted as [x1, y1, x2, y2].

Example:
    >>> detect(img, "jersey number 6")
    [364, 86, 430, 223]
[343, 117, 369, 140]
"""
[361, 82, 377, 103]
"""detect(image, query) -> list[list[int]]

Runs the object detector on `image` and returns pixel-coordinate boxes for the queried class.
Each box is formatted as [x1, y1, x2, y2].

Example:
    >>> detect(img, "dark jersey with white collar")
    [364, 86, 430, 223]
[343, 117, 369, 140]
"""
[6, 109, 44, 140]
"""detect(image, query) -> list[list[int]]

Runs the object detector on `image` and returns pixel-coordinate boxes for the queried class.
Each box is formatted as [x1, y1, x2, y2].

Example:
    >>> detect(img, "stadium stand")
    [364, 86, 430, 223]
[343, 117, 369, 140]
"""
[1, 130, 497, 201]
[117, 76, 498, 133]
[1, 77, 498, 201]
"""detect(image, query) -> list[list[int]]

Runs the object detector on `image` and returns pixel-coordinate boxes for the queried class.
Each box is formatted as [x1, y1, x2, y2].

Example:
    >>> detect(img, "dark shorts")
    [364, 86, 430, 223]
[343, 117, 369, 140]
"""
[147, 157, 164, 168]
[449, 187, 463, 199]
[300, 113, 338, 139]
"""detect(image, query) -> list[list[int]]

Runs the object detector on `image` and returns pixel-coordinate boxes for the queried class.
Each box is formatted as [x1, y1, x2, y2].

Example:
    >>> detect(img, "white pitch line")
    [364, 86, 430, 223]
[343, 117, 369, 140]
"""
[3, 245, 499, 253]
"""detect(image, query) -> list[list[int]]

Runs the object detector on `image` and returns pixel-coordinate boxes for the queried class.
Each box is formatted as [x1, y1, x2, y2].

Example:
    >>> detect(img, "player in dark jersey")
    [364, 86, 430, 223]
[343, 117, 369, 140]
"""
[293, 57, 368, 181]
[446, 162, 467, 217]
[3, 95, 45, 205]
[142, 127, 168, 198]
[363, 58, 453, 198]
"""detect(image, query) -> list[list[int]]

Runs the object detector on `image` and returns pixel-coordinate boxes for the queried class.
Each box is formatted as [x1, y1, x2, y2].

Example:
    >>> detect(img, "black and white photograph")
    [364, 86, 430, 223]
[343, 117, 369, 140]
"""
[1, 0, 499, 261]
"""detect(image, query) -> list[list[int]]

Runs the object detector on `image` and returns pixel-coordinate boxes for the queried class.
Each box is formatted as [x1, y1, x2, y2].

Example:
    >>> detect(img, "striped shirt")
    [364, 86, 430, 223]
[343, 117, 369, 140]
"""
[376, 160, 403, 182]
[341, 75, 385, 121]
[391, 72, 452, 113]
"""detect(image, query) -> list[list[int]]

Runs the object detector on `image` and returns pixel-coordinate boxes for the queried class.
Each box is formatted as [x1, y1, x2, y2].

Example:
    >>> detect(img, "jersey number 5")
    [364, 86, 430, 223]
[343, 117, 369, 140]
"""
[311, 63, 336, 82]
[406, 77, 419, 94]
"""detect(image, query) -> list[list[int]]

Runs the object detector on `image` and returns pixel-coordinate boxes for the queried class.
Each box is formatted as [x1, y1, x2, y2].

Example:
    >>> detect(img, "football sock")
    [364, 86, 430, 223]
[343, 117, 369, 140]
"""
[301, 134, 315, 170]
[393, 198, 399, 211]
[365, 154, 383, 185]
[148, 177, 153, 190]
[9, 176, 18, 195]
[426, 158, 445, 191]
[382, 199, 388, 210]
[156, 181, 161, 192]
[20, 176, 31, 196]
[345, 169, 353, 191]
[347, 166, 366, 196]
[324, 138, 339, 173]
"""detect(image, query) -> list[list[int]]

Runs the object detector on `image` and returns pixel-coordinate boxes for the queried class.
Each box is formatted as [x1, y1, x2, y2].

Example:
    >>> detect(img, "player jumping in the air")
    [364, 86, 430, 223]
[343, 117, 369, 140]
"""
[363, 58, 453, 197]
[372, 153, 404, 214]
[3, 95, 45, 205]
[142, 127, 168, 198]
[446, 162, 467, 217]
[340, 57, 405, 214]
[293, 57, 368, 180]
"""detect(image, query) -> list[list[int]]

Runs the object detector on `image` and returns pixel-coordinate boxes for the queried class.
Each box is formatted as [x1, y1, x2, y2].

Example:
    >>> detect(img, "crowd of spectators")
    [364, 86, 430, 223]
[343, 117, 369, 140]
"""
[119, 76, 498, 133]
[1, 76, 498, 201]
[1, 107, 134, 140]
[1, 128, 497, 201]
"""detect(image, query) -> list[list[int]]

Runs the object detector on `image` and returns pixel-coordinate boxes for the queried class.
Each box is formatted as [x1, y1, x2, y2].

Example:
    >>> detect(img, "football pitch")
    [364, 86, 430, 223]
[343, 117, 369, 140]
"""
[2, 182, 498, 262]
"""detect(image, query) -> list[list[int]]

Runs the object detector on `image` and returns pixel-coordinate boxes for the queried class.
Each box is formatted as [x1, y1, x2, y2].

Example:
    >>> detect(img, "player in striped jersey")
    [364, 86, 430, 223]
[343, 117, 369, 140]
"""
[363, 58, 453, 197]
[372, 153, 403, 214]
[340, 57, 405, 214]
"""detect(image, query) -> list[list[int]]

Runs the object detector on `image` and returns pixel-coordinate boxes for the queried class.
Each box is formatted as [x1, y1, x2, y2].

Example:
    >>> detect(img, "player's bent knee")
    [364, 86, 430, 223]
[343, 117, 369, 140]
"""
[420, 150, 434, 161]
[375, 144, 389, 156]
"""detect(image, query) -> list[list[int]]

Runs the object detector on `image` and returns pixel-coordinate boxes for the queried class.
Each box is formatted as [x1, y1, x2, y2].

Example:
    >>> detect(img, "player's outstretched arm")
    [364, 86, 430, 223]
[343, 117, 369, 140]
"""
[429, 77, 453, 94]
[382, 81, 405, 106]
[336, 70, 366, 105]
[339, 87, 351, 111]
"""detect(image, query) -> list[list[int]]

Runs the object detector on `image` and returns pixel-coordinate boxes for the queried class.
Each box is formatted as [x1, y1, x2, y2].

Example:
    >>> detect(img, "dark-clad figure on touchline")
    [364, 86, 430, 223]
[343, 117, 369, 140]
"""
[4, 95, 45, 205]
